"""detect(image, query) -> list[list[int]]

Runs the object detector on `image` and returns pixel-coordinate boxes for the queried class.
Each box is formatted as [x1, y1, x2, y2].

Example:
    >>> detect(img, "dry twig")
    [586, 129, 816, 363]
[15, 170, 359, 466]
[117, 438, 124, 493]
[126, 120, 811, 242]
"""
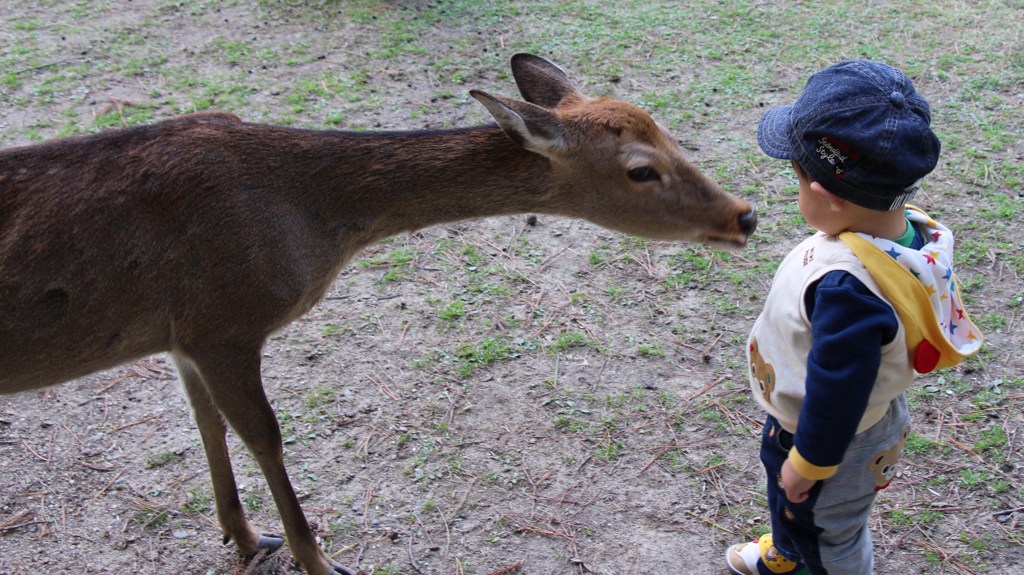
[487, 560, 524, 575]
[112, 413, 161, 433]
[82, 470, 124, 510]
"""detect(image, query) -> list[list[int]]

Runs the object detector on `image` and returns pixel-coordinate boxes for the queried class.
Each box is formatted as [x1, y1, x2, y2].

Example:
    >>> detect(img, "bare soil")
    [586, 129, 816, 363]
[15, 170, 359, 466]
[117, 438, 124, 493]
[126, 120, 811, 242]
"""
[1, 2, 1020, 575]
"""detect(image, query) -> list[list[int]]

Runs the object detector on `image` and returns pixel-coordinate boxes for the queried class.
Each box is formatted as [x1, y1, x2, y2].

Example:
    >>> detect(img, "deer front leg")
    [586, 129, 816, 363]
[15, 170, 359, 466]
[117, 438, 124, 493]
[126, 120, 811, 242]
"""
[185, 347, 356, 575]
[174, 356, 283, 558]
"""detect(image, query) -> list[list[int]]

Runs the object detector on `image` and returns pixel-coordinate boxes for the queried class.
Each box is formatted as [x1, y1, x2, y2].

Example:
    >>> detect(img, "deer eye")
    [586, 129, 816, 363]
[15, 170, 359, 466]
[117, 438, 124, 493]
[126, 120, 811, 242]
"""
[627, 166, 660, 182]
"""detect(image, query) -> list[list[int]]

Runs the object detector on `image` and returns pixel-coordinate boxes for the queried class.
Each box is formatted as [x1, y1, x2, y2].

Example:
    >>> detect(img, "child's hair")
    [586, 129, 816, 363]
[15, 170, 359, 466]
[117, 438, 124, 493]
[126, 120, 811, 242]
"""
[791, 160, 810, 183]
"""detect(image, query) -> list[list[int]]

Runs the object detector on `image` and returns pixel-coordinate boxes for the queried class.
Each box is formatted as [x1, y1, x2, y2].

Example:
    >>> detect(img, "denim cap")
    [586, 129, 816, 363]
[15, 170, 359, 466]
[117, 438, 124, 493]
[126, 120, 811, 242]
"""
[758, 60, 941, 211]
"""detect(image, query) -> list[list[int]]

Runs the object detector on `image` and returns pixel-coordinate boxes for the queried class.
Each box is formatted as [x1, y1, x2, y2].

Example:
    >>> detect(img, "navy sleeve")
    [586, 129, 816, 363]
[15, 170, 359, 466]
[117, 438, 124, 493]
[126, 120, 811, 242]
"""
[794, 271, 900, 470]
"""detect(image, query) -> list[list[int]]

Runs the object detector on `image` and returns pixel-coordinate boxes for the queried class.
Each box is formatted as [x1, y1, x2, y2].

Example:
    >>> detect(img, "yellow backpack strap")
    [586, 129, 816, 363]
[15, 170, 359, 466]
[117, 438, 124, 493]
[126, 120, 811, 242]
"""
[838, 231, 974, 373]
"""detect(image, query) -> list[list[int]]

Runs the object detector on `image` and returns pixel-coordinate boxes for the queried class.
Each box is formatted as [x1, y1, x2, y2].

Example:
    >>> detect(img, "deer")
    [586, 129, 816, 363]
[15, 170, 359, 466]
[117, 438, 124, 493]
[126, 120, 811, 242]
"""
[0, 53, 756, 574]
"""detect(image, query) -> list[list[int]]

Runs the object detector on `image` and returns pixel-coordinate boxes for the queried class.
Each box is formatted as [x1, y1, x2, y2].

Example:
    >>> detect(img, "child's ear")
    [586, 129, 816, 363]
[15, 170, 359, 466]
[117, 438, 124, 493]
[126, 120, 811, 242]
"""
[810, 181, 845, 212]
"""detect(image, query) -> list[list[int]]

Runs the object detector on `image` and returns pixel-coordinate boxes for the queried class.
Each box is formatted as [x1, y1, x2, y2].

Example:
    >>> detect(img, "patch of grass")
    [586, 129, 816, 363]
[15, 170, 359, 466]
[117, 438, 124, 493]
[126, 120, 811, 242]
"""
[483, 455, 522, 486]
[466, 275, 515, 298]
[593, 439, 625, 462]
[243, 491, 264, 513]
[442, 336, 537, 377]
[321, 323, 347, 337]
[305, 386, 335, 410]
[360, 246, 418, 283]
[604, 283, 629, 301]
[328, 517, 360, 539]
[146, 451, 184, 468]
[903, 433, 939, 456]
[439, 300, 466, 323]
[121, 55, 169, 77]
[885, 509, 916, 527]
[211, 38, 252, 64]
[957, 468, 991, 490]
[93, 103, 158, 128]
[133, 506, 171, 530]
[548, 330, 591, 354]
[636, 342, 666, 357]
[544, 394, 592, 433]
[182, 487, 212, 514]
[667, 250, 713, 287]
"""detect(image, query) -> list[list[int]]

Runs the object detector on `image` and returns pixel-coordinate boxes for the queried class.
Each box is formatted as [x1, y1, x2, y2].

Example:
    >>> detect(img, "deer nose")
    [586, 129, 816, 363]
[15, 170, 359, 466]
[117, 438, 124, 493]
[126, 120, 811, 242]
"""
[739, 209, 757, 237]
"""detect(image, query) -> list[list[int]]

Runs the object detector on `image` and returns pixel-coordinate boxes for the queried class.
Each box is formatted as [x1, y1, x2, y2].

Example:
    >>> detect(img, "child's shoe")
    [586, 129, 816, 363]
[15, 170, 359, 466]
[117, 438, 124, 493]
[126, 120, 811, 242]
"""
[725, 533, 808, 575]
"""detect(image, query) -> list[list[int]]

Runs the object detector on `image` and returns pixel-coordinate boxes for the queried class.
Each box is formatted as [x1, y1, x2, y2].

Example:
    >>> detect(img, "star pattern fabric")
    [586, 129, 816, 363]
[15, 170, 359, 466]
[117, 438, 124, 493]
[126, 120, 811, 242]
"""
[852, 207, 982, 356]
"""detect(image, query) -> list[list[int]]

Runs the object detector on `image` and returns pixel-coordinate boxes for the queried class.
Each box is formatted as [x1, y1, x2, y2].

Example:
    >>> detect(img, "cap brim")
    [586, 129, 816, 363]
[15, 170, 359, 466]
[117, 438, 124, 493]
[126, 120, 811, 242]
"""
[757, 105, 799, 160]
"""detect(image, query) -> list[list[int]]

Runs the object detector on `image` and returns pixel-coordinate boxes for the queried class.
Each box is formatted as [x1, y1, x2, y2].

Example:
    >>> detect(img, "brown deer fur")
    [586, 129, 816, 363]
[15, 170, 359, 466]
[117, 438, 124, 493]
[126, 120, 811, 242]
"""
[0, 54, 755, 574]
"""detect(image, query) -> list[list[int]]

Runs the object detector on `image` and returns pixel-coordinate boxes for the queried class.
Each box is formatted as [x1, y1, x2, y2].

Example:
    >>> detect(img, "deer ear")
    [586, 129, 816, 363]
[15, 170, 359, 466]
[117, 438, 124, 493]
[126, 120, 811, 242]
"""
[510, 53, 579, 109]
[470, 90, 565, 155]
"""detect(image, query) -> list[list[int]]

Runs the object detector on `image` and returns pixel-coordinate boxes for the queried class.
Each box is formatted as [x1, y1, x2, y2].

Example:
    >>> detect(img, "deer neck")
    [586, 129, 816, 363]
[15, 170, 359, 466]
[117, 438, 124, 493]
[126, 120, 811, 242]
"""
[324, 126, 558, 242]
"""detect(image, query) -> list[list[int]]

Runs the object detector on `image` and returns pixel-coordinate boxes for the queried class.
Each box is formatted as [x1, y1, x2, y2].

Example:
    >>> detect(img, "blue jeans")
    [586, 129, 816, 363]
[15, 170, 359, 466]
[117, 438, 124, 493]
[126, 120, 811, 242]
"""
[760, 395, 910, 575]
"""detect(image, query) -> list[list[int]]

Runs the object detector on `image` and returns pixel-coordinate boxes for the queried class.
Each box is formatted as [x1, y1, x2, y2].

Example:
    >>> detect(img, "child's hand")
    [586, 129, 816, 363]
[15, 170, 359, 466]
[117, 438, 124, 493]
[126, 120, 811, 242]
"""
[781, 459, 817, 503]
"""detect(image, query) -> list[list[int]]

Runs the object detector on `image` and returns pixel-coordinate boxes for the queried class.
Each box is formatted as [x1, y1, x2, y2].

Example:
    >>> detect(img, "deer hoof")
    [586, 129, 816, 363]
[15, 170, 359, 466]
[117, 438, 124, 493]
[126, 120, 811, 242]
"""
[257, 533, 284, 554]
[330, 561, 358, 575]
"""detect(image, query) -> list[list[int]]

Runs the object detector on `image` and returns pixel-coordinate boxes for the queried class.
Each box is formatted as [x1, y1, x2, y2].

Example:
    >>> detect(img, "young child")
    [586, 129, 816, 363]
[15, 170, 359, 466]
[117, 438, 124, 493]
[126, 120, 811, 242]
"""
[728, 60, 983, 574]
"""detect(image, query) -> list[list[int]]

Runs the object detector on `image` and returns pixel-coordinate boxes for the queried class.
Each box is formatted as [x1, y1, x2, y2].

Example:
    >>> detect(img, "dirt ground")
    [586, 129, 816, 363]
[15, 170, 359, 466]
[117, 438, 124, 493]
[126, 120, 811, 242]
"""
[1, 2, 1021, 575]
